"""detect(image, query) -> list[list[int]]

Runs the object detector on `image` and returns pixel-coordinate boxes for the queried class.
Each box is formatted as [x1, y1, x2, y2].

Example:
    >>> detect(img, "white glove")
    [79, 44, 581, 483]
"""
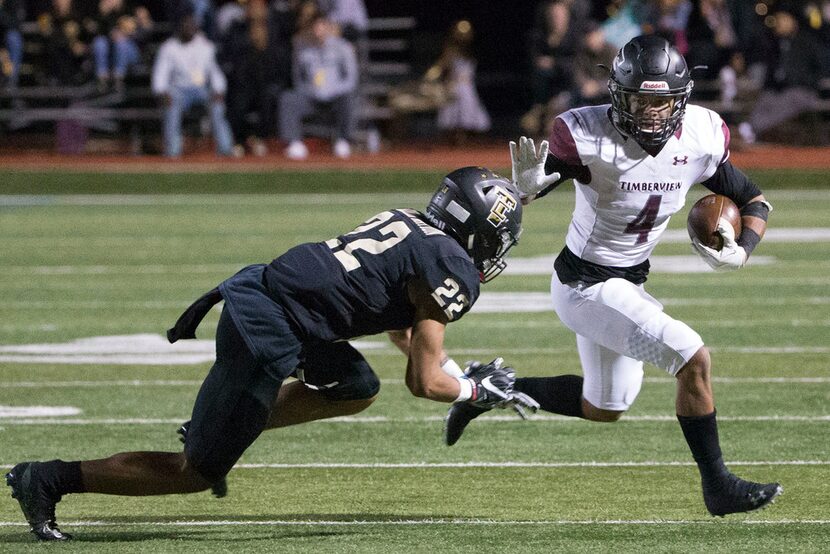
[509, 136, 561, 199]
[497, 391, 540, 420]
[691, 217, 747, 271]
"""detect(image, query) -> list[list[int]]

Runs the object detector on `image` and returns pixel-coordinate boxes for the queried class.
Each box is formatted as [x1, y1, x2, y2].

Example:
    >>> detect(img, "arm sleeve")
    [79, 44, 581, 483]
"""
[206, 44, 227, 94]
[700, 161, 762, 208]
[292, 46, 312, 96]
[329, 41, 358, 97]
[417, 246, 480, 322]
[535, 116, 591, 199]
[151, 43, 171, 95]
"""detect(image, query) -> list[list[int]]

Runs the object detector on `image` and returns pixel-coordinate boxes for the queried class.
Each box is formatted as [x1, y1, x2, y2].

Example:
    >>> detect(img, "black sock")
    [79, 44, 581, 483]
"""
[514, 375, 585, 418]
[677, 411, 730, 483]
[41, 460, 85, 496]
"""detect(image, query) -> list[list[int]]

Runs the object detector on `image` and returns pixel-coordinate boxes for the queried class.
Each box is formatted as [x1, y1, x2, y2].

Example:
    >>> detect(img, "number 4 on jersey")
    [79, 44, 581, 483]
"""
[624, 194, 661, 244]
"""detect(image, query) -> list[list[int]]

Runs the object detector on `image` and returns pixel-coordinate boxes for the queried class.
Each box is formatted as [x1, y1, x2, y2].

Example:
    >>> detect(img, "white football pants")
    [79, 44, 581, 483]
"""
[551, 276, 704, 411]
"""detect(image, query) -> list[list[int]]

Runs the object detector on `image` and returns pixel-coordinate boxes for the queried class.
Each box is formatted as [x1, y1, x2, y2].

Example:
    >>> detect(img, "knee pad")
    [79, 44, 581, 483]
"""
[318, 362, 380, 401]
[655, 317, 704, 376]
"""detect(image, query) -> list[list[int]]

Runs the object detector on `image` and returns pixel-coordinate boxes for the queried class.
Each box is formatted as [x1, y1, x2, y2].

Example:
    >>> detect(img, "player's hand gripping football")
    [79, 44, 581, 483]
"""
[509, 136, 561, 199]
[690, 217, 747, 271]
[464, 358, 539, 417]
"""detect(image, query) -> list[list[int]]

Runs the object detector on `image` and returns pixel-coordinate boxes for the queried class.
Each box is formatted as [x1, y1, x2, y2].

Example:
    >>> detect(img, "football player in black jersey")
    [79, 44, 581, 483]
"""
[5, 167, 534, 541]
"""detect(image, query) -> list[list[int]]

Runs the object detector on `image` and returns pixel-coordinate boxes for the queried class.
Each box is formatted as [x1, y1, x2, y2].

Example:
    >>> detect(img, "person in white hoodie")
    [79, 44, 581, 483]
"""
[151, 9, 233, 158]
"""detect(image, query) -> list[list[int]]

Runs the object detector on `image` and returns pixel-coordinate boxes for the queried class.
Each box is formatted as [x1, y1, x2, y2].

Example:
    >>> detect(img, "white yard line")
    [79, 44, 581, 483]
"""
[0, 415, 827, 425]
[0, 460, 828, 472]
[231, 460, 829, 469]
[1, 331, 827, 367]
[0, 376, 827, 389]
[660, 228, 830, 243]
[0, 193, 428, 206]
[0, 345, 828, 365]
[0, 518, 826, 527]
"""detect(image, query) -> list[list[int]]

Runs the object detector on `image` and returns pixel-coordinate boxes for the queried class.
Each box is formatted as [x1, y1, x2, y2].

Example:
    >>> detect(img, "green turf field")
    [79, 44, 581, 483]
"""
[1, 170, 829, 552]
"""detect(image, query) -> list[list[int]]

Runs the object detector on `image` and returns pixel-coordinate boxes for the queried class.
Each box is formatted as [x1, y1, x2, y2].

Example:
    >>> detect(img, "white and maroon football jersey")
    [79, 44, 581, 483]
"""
[549, 104, 730, 267]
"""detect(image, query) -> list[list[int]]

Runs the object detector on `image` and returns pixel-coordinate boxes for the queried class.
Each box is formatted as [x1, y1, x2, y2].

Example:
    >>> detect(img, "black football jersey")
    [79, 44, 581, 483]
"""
[263, 209, 480, 342]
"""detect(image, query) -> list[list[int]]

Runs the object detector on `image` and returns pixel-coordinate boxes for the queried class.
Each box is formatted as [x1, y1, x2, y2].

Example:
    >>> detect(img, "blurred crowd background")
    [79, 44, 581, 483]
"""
[1, 0, 829, 157]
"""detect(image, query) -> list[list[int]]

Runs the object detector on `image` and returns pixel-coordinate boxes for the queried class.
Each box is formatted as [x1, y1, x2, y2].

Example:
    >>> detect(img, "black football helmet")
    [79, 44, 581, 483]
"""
[425, 167, 522, 283]
[608, 35, 693, 148]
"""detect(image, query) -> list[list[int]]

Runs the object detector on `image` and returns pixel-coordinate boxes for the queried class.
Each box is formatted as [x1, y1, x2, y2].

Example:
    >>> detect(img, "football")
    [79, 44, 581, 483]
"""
[687, 194, 741, 250]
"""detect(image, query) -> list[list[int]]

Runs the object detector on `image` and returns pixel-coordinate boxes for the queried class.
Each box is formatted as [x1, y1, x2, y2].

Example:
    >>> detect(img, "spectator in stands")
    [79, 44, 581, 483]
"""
[266, 1, 305, 57]
[215, 0, 245, 40]
[167, 0, 215, 38]
[571, 21, 616, 107]
[522, 0, 581, 137]
[292, 0, 320, 38]
[151, 9, 233, 157]
[317, 0, 368, 43]
[600, 0, 644, 49]
[737, 4, 827, 145]
[224, 0, 291, 157]
[430, 20, 490, 144]
[279, 12, 358, 160]
[685, 0, 743, 106]
[90, 0, 153, 92]
[0, 0, 24, 90]
[38, 0, 90, 85]
[640, 0, 692, 52]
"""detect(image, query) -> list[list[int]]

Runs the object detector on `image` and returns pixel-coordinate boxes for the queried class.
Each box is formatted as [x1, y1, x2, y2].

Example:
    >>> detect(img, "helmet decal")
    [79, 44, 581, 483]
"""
[487, 186, 519, 227]
[447, 200, 471, 223]
[639, 80, 670, 91]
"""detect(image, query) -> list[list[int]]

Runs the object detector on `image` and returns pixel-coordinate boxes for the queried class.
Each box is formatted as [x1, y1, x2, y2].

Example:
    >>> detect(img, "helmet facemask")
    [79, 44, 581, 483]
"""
[609, 81, 691, 148]
[474, 226, 522, 283]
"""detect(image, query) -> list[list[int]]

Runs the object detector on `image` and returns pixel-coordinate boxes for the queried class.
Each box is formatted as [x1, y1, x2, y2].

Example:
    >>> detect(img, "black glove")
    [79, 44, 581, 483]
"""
[465, 357, 516, 409]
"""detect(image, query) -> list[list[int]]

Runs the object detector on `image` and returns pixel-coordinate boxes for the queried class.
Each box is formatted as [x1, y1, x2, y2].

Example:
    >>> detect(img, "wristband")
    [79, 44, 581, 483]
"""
[454, 376, 473, 402]
[740, 200, 772, 221]
[441, 357, 464, 378]
[736, 227, 761, 256]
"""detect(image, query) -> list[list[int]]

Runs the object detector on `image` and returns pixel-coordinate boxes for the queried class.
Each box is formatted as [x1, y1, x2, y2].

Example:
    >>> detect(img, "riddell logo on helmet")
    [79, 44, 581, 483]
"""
[640, 81, 669, 91]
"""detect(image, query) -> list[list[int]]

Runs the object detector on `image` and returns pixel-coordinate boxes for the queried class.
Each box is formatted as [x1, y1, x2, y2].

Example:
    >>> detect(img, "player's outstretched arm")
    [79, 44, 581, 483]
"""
[509, 136, 561, 203]
[388, 328, 465, 377]
[405, 280, 477, 402]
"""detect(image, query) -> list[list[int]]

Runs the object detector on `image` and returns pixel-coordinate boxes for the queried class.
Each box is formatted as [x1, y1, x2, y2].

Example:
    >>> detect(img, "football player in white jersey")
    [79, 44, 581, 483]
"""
[444, 35, 781, 517]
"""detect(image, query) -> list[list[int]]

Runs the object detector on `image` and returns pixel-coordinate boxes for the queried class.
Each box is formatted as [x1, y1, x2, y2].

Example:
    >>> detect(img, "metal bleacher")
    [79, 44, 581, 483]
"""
[0, 16, 417, 153]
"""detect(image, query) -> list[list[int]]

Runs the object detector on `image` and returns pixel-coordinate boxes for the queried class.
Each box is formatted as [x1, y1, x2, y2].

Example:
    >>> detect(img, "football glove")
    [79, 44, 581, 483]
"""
[509, 136, 561, 199]
[464, 357, 516, 409]
[497, 391, 540, 420]
[691, 217, 747, 271]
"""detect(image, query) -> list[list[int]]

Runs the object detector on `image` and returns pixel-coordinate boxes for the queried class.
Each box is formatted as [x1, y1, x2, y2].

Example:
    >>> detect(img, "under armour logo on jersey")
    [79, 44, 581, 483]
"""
[673, 156, 689, 166]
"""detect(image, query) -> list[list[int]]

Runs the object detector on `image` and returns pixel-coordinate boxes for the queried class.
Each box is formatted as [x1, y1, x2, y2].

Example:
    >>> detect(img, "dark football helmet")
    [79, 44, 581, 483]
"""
[425, 167, 522, 283]
[608, 35, 693, 148]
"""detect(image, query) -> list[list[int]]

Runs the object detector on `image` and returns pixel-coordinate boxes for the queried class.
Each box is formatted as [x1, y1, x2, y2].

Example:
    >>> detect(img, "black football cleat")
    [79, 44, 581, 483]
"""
[443, 403, 489, 446]
[177, 422, 227, 498]
[703, 473, 783, 517]
[5, 462, 72, 541]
